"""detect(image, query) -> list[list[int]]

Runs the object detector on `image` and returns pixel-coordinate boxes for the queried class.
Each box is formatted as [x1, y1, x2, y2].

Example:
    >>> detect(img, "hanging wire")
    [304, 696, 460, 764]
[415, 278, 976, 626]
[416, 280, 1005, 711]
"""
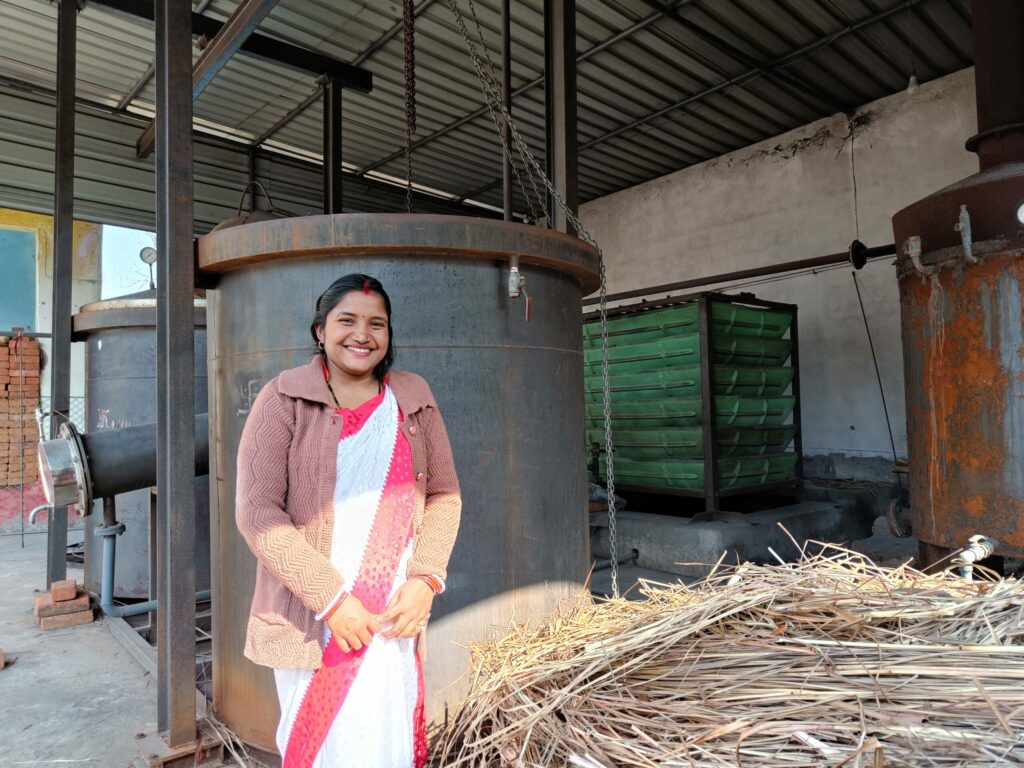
[446, 0, 620, 596]
[851, 271, 900, 468]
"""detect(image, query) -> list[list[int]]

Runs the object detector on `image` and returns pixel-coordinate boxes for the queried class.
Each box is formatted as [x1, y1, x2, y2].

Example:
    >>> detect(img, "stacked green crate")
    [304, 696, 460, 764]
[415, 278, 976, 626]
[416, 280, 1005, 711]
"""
[584, 300, 798, 492]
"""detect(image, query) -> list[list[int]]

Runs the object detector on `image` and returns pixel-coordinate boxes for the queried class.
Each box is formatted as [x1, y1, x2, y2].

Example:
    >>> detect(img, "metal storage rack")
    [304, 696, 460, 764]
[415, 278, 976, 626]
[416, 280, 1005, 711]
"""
[584, 291, 803, 514]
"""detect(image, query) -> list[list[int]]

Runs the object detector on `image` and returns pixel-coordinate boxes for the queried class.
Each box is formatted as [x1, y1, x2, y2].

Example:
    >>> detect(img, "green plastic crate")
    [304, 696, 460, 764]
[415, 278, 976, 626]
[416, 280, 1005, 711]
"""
[586, 426, 796, 459]
[583, 333, 791, 375]
[585, 396, 795, 429]
[583, 302, 792, 348]
[583, 365, 793, 402]
[597, 454, 798, 491]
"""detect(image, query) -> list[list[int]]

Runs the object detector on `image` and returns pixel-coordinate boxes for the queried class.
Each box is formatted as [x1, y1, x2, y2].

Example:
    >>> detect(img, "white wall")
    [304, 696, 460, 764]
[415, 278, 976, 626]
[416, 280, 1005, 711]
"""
[580, 68, 979, 477]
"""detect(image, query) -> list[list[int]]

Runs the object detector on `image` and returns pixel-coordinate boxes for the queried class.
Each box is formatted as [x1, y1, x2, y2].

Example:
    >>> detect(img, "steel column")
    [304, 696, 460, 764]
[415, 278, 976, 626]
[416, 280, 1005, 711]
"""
[543, 0, 577, 232]
[47, 0, 77, 587]
[501, 0, 512, 221]
[154, 0, 197, 747]
[323, 76, 343, 214]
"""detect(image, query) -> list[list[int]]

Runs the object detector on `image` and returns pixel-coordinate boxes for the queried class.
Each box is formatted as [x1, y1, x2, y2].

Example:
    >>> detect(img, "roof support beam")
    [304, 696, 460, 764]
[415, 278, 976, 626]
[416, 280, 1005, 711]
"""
[88, 0, 372, 88]
[136, 0, 279, 158]
[356, 0, 693, 176]
[579, 0, 928, 156]
[250, 0, 437, 150]
[640, 0, 845, 115]
[453, 0, 927, 205]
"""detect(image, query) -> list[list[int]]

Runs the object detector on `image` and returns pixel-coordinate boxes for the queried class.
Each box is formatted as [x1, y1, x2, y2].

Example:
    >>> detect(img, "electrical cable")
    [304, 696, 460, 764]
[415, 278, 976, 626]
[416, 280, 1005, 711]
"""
[851, 271, 901, 472]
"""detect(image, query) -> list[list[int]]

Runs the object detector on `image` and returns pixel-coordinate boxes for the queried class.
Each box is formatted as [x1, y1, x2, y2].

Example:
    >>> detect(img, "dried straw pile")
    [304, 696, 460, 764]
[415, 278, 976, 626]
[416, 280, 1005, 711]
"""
[437, 543, 1024, 767]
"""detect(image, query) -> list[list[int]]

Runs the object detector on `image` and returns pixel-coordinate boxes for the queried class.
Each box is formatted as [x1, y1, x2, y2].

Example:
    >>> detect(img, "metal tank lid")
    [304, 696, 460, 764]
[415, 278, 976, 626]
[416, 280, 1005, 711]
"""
[196, 213, 600, 294]
[72, 289, 207, 336]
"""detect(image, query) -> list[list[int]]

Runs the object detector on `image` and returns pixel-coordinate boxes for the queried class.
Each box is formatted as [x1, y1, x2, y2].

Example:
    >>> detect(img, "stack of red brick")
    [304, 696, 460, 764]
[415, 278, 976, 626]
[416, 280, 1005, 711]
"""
[35, 579, 93, 629]
[0, 336, 41, 488]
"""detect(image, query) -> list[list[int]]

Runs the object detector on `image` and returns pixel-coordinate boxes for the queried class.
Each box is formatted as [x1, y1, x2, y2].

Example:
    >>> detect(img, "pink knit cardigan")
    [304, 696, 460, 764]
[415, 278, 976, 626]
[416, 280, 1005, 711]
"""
[235, 359, 461, 670]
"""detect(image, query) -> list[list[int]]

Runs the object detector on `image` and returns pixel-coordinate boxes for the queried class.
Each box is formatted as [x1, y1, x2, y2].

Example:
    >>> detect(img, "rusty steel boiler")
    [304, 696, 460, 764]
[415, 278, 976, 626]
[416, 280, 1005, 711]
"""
[892, 0, 1024, 566]
[72, 292, 211, 597]
[197, 214, 598, 754]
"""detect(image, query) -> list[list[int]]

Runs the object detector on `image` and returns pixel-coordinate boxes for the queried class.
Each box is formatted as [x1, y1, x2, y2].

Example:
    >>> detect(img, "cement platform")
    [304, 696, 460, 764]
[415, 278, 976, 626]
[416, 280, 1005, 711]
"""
[591, 500, 874, 579]
[0, 530, 158, 767]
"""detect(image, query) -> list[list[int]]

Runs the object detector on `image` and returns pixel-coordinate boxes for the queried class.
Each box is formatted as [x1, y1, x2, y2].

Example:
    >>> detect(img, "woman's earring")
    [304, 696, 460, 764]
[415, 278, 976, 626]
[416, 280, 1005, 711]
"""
[318, 340, 325, 351]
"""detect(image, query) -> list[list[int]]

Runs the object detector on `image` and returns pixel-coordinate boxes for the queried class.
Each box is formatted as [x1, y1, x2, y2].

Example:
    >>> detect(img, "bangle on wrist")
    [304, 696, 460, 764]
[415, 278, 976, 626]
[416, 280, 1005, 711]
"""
[411, 574, 444, 595]
[319, 590, 349, 621]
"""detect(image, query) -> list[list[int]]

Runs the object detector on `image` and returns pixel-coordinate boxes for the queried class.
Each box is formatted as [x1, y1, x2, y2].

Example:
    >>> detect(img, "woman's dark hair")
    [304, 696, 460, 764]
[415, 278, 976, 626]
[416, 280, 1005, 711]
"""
[310, 273, 396, 383]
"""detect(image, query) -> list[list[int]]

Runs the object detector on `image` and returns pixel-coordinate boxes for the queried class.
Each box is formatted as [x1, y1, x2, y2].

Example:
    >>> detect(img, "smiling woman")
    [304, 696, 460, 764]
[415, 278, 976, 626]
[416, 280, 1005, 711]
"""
[234, 273, 461, 768]
[312, 275, 395, 407]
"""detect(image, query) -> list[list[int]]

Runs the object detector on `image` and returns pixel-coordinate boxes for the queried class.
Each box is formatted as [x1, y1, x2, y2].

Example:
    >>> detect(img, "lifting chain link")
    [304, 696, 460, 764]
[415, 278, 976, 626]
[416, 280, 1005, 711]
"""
[403, 0, 417, 214]
[445, 0, 620, 597]
[464, 0, 543, 222]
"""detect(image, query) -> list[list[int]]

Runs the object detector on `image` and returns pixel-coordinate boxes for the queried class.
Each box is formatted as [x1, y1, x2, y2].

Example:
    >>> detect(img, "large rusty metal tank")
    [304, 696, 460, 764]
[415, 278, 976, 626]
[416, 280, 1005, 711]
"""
[198, 214, 598, 754]
[892, 0, 1024, 565]
[73, 292, 211, 598]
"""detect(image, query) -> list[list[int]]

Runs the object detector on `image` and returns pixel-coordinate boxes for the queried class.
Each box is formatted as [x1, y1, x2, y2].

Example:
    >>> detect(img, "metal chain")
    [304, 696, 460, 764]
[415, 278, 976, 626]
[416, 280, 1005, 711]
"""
[446, 0, 620, 597]
[462, 0, 544, 222]
[403, 0, 417, 214]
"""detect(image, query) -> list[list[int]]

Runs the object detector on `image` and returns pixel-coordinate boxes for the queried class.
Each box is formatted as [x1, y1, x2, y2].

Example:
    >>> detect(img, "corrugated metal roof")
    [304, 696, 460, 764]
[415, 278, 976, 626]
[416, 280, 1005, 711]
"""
[0, 0, 972, 218]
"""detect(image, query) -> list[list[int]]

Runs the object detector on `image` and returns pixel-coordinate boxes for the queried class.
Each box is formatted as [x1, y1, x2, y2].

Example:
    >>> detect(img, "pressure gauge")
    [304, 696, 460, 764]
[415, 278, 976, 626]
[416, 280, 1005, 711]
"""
[139, 246, 158, 265]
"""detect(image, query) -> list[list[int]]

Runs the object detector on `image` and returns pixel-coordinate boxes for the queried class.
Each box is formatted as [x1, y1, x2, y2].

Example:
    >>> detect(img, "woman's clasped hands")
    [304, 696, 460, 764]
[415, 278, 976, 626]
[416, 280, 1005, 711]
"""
[327, 579, 434, 652]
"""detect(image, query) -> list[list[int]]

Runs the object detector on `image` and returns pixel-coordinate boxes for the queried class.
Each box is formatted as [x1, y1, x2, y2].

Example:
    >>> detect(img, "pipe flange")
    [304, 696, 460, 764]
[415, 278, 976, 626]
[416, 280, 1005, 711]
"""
[94, 522, 126, 538]
[849, 239, 868, 270]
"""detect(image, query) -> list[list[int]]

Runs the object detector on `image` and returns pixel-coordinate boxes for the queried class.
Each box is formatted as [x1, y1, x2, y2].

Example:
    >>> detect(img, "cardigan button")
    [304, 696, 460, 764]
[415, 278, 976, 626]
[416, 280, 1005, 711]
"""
[409, 425, 418, 435]
[415, 472, 425, 482]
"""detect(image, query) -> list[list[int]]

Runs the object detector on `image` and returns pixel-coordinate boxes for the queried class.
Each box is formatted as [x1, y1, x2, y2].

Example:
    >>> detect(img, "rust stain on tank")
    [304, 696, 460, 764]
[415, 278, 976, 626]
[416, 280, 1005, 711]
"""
[900, 251, 1024, 556]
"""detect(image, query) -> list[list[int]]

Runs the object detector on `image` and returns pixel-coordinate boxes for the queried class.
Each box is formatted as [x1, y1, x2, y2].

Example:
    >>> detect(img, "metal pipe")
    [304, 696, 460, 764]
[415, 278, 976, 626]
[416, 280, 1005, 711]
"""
[85, 415, 209, 501]
[98, 497, 211, 619]
[29, 504, 52, 524]
[966, 0, 1024, 170]
[581, 241, 897, 306]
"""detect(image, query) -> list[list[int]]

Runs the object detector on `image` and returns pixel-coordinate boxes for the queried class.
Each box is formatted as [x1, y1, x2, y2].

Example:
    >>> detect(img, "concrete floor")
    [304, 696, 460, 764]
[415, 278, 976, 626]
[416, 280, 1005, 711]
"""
[0, 530, 156, 768]
[0, 514, 922, 766]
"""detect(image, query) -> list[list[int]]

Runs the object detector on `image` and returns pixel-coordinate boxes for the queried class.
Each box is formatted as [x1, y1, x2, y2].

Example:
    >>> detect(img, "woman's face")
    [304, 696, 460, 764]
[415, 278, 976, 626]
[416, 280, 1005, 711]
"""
[316, 290, 390, 382]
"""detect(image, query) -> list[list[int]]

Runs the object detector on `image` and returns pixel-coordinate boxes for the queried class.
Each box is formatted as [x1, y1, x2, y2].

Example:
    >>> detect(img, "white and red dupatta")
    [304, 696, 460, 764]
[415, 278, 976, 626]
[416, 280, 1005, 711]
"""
[276, 386, 427, 768]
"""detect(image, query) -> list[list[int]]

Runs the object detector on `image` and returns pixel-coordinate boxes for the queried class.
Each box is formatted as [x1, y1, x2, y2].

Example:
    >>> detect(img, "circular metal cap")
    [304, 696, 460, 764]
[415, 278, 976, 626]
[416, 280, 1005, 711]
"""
[37, 422, 92, 513]
[72, 292, 207, 335]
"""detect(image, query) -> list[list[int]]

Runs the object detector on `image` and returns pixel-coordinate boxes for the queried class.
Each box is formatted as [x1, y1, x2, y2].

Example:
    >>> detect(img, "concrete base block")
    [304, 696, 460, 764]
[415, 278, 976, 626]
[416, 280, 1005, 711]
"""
[592, 501, 873, 579]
